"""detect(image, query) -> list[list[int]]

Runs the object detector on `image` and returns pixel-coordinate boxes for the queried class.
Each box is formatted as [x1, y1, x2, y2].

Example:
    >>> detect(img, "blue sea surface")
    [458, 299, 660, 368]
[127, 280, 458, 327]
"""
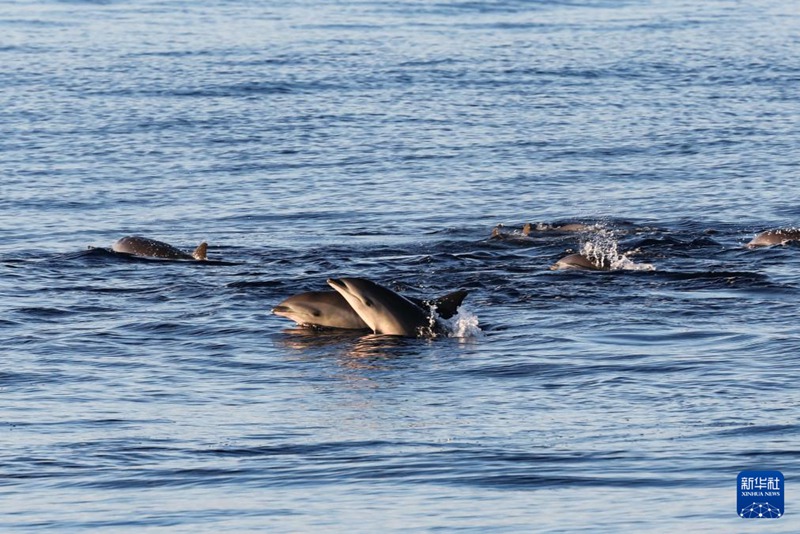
[2, 0, 799, 531]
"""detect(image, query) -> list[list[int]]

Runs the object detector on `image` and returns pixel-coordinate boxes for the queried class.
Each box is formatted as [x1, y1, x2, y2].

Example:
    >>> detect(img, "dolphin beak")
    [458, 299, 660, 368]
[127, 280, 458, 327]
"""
[327, 278, 346, 291]
[272, 305, 291, 315]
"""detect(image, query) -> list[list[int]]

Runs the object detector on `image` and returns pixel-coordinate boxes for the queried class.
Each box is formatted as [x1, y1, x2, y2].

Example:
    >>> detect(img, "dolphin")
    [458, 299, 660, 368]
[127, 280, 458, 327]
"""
[112, 236, 208, 260]
[273, 288, 469, 331]
[273, 291, 370, 330]
[550, 253, 606, 271]
[492, 222, 593, 240]
[326, 278, 467, 337]
[746, 229, 800, 248]
[490, 224, 519, 240]
[490, 225, 507, 240]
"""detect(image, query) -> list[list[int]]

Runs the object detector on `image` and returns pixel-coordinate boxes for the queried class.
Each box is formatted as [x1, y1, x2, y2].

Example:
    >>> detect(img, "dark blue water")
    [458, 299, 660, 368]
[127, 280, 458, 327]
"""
[2, 0, 799, 531]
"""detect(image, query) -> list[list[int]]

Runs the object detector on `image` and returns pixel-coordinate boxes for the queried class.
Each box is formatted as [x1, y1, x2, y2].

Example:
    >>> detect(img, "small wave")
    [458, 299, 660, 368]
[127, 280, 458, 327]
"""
[439, 307, 483, 339]
[72, 247, 242, 266]
[227, 280, 283, 289]
[274, 327, 368, 351]
[14, 306, 73, 317]
[657, 270, 776, 290]
[712, 424, 798, 438]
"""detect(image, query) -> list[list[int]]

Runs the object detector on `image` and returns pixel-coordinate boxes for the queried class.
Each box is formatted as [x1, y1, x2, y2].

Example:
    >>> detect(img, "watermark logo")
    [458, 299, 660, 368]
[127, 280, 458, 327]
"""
[738, 470, 784, 519]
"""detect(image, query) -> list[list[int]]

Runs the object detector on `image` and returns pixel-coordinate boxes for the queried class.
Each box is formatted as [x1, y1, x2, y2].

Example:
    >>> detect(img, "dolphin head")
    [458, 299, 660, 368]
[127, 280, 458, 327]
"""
[327, 278, 430, 337]
[272, 300, 324, 325]
[272, 291, 367, 330]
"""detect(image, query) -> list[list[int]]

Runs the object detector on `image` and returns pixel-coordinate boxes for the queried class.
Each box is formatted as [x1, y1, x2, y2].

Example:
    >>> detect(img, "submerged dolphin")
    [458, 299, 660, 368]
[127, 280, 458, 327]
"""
[523, 222, 592, 235]
[550, 253, 606, 271]
[491, 222, 593, 240]
[112, 236, 208, 260]
[746, 229, 800, 248]
[274, 288, 469, 331]
[490, 224, 523, 241]
[326, 278, 467, 337]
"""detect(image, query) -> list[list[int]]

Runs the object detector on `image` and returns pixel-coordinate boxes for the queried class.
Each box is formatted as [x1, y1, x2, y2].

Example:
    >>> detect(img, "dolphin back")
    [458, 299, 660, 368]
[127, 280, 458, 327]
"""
[112, 236, 202, 260]
[747, 229, 800, 248]
[551, 253, 602, 271]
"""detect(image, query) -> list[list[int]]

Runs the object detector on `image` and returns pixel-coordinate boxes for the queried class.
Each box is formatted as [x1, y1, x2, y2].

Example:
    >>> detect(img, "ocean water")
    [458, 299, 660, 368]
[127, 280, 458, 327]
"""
[2, 0, 799, 531]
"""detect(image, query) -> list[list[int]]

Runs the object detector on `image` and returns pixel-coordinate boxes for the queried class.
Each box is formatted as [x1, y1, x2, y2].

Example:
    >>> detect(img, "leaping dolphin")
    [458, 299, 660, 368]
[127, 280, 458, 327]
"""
[326, 278, 467, 337]
[746, 229, 800, 248]
[112, 236, 208, 261]
[274, 287, 469, 331]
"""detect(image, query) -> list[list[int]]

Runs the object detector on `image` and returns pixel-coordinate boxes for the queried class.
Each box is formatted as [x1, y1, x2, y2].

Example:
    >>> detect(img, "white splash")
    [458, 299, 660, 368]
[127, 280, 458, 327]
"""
[581, 229, 655, 271]
[435, 306, 483, 338]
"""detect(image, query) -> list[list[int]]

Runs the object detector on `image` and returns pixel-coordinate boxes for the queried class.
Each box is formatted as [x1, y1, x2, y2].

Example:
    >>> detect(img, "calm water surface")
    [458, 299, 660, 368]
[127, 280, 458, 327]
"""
[2, 0, 799, 531]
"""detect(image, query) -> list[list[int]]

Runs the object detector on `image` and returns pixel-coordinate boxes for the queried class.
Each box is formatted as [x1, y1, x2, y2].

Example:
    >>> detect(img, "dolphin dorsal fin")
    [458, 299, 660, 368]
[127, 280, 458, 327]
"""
[431, 290, 469, 319]
[192, 242, 208, 261]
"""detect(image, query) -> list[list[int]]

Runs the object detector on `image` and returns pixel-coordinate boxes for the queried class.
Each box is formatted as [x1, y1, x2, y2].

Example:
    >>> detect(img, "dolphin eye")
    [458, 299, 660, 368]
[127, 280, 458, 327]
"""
[312, 311, 321, 317]
[364, 298, 374, 307]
